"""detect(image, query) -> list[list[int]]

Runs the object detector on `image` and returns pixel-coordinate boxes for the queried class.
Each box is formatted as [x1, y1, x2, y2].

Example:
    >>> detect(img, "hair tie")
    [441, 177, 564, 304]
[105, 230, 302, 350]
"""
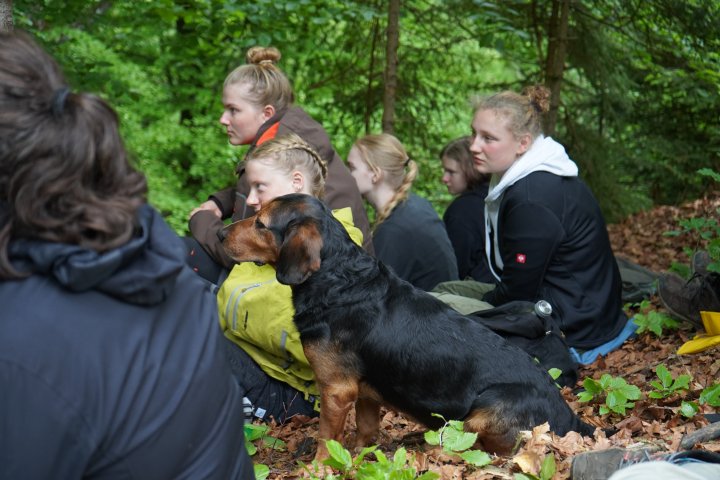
[52, 87, 71, 117]
[258, 59, 274, 66]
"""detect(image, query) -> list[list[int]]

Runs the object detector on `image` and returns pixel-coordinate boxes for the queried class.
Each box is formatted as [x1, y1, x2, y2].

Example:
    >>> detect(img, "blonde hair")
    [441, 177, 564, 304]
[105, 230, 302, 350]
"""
[352, 133, 418, 229]
[472, 85, 550, 139]
[247, 133, 328, 198]
[224, 46, 293, 111]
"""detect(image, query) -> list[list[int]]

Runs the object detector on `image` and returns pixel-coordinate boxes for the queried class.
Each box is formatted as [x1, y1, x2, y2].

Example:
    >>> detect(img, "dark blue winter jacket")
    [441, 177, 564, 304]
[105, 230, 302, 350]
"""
[0, 205, 253, 479]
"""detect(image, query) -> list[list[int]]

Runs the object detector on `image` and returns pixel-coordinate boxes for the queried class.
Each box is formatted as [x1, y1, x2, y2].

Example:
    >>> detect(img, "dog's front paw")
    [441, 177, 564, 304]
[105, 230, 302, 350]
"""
[297, 460, 334, 479]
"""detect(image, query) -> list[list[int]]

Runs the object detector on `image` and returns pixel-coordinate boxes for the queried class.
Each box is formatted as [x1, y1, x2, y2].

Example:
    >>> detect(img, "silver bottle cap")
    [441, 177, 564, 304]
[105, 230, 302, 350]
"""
[535, 300, 552, 317]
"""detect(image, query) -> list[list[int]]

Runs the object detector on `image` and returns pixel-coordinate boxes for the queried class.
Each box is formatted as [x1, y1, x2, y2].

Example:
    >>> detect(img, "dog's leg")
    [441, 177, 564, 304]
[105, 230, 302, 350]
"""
[303, 343, 360, 461]
[314, 379, 358, 460]
[464, 408, 517, 455]
[354, 395, 381, 448]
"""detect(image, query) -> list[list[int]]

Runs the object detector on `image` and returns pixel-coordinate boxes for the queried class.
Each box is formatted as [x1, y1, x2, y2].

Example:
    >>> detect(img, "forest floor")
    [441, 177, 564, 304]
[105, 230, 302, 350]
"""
[253, 191, 720, 479]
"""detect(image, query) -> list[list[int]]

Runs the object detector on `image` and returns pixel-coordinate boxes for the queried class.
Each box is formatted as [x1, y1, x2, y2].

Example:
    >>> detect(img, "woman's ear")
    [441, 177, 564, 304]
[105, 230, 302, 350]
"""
[516, 134, 533, 156]
[262, 104, 276, 121]
[291, 171, 305, 193]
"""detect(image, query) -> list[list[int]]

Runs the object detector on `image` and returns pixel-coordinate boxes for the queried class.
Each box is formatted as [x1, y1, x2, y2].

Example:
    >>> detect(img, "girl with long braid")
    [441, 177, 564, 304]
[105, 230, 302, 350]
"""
[216, 133, 364, 423]
[347, 133, 458, 291]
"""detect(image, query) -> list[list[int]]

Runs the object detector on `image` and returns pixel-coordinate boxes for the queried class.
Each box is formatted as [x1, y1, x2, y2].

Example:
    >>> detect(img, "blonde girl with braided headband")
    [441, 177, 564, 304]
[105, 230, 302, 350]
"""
[216, 133, 363, 424]
[347, 133, 458, 291]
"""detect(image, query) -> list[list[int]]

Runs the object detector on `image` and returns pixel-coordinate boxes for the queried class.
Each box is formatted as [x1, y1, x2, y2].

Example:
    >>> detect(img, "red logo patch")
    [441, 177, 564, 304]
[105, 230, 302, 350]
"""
[516, 253, 527, 264]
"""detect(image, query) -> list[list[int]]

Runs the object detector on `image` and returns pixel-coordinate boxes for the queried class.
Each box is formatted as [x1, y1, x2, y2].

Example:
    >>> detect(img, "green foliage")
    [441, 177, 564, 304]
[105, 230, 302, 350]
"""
[424, 414, 492, 468]
[679, 401, 700, 418]
[664, 169, 720, 275]
[648, 364, 691, 399]
[513, 453, 556, 480]
[299, 440, 439, 480]
[630, 300, 679, 337]
[12, 1, 720, 233]
[578, 374, 642, 416]
[243, 423, 286, 457]
[699, 383, 720, 407]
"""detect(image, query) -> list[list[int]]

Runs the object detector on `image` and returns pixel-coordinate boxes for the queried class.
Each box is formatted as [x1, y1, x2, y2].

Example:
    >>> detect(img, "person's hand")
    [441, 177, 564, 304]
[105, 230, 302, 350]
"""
[190, 200, 222, 219]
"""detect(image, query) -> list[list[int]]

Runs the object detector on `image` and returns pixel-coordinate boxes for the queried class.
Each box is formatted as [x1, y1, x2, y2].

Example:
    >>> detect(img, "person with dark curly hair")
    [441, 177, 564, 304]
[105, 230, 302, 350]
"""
[0, 31, 253, 479]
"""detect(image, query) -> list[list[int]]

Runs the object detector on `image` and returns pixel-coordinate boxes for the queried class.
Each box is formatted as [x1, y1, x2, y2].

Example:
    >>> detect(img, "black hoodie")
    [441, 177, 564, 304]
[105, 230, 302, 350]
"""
[0, 205, 253, 479]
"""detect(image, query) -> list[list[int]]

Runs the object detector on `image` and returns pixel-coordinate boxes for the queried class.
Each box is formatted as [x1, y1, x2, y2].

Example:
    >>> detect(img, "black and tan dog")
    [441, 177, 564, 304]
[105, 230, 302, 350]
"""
[220, 193, 594, 460]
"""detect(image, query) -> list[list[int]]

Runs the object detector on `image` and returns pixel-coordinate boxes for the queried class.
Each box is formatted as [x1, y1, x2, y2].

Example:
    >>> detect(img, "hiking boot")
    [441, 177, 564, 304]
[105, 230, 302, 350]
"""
[692, 250, 711, 277]
[658, 272, 720, 329]
[571, 447, 660, 480]
[572, 448, 720, 480]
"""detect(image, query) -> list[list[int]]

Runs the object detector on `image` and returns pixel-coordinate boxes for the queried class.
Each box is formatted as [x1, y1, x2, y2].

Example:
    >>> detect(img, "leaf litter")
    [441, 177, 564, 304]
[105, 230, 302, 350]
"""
[253, 192, 720, 478]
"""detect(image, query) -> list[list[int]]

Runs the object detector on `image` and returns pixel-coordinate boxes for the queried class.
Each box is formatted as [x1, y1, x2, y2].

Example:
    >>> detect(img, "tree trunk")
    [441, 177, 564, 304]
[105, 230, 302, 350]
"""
[543, 0, 570, 135]
[0, 0, 13, 33]
[382, 0, 400, 134]
[365, 17, 380, 134]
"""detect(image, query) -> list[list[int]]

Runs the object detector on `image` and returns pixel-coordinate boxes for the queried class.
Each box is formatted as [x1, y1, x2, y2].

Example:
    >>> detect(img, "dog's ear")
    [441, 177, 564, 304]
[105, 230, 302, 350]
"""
[276, 219, 323, 285]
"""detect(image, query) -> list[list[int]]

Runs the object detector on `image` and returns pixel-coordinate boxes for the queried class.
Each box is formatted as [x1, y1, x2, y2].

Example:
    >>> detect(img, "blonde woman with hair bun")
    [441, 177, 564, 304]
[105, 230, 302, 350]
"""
[187, 46, 371, 284]
[347, 133, 458, 291]
[469, 85, 632, 362]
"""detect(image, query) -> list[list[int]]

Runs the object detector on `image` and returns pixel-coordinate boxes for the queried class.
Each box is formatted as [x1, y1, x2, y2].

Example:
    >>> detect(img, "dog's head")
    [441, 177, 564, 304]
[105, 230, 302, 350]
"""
[220, 193, 326, 285]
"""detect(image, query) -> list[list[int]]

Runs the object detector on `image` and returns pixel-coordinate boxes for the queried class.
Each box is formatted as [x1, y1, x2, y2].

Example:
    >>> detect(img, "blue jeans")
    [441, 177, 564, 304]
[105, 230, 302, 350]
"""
[569, 318, 638, 365]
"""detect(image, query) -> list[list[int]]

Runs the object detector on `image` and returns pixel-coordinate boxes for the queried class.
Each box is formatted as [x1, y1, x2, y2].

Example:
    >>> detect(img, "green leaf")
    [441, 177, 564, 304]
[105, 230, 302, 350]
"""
[460, 449, 492, 467]
[244, 423, 270, 441]
[392, 447, 408, 469]
[699, 383, 720, 406]
[672, 375, 691, 391]
[655, 364, 672, 387]
[352, 446, 378, 467]
[539, 453, 556, 480]
[254, 464, 270, 480]
[617, 383, 642, 400]
[442, 428, 478, 453]
[680, 401, 699, 418]
[424, 430, 441, 446]
[577, 391, 595, 403]
[261, 435, 286, 451]
[583, 377, 603, 394]
[548, 368, 562, 380]
[374, 449, 390, 465]
[323, 440, 352, 471]
[245, 439, 257, 456]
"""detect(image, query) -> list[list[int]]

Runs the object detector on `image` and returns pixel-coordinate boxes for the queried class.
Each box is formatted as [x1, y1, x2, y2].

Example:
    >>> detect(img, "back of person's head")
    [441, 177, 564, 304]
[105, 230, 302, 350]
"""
[472, 85, 550, 139]
[439, 136, 489, 191]
[0, 31, 147, 279]
[224, 46, 294, 113]
[248, 133, 328, 198]
[352, 133, 418, 228]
